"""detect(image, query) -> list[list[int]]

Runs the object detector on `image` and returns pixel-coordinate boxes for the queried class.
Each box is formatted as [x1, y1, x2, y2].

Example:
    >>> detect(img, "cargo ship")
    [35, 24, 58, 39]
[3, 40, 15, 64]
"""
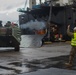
[18, 0, 76, 43]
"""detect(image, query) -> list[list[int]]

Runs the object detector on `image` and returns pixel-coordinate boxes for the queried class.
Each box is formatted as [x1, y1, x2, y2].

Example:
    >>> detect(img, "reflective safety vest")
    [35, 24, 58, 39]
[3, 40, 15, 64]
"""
[71, 33, 76, 46]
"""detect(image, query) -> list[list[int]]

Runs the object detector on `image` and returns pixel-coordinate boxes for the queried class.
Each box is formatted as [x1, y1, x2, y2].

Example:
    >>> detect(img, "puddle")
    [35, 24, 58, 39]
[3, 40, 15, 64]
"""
[9, 61, 38, 73]
[0, 55, 76, 74]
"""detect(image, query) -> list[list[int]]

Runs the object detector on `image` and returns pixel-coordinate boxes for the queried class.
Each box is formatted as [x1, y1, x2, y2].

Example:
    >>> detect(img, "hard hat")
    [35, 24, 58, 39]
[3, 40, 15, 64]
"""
[74, 27, 76, 30]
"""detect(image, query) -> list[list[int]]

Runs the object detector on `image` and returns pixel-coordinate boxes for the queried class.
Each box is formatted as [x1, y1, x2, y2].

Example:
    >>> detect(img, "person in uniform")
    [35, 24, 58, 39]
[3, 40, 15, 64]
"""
[4, 21, 11, 27]
[65, 25, 76, 67]
[0, 20, 3, 27]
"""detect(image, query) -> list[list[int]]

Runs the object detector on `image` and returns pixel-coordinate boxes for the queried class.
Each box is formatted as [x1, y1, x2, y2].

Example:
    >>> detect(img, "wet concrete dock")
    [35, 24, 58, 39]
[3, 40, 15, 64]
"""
[0, 42, 76, 75]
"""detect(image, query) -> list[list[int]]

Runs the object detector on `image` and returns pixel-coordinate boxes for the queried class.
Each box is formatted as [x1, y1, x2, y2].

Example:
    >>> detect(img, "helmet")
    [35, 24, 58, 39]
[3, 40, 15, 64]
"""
[0, 21, 2, 23]
[74, 27, 76, 30]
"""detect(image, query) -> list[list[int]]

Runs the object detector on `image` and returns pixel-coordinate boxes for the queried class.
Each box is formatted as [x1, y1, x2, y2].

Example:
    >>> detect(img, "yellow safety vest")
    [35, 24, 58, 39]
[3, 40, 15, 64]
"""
[71, 33, 76, 46]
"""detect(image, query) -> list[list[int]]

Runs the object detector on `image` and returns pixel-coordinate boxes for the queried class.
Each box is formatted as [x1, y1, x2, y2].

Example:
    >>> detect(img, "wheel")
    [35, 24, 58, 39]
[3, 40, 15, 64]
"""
[14, 45, 20, 51]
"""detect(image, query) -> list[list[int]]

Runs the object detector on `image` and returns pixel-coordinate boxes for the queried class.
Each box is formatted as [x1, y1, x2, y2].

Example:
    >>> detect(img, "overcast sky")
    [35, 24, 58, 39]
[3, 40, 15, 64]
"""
[0, 0, 28, 24]
[0, 0, 45, 24]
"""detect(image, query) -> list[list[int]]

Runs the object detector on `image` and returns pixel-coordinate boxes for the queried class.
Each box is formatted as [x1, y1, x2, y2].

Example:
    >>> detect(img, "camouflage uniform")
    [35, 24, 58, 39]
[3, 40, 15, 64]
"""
[65, 28, 76, 67]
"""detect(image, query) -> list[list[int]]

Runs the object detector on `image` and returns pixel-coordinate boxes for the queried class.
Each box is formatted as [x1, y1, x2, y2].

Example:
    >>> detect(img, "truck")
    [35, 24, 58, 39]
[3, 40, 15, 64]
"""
[0, 25, 21, 51]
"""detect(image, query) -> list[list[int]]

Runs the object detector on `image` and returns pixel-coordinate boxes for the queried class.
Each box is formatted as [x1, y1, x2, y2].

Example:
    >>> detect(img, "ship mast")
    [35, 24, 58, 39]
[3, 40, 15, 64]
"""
[39, 0, 41, 4]
[29, 0, 36, 9]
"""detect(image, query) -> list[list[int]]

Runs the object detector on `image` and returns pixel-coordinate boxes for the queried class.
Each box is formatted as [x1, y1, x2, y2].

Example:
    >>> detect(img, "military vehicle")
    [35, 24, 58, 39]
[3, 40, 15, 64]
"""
[0, 25, 21, 51]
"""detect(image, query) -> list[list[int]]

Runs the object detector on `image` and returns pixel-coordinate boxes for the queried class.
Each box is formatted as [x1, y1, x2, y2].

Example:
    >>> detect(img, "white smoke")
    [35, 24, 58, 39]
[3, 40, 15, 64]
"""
[20, 20, 47, 47]
[20, 20, 46, 30]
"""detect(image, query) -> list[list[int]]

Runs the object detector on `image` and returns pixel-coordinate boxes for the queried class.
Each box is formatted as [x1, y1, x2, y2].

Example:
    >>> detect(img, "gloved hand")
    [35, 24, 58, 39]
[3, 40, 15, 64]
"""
[68, 25, 70, 29]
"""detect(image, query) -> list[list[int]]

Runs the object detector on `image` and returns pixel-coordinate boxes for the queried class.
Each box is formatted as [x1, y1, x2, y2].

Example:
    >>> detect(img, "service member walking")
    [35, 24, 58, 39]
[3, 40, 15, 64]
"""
[65, 25, 76, 67]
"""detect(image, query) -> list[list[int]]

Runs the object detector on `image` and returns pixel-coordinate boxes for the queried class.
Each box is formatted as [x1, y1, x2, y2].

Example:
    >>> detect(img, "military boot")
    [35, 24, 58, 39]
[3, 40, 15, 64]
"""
[65, 63, 72, 67]
[65, 55, 73, 67]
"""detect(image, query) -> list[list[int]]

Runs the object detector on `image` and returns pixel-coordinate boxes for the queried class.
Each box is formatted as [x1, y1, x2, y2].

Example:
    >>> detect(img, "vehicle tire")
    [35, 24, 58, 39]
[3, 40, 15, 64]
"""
[15, 45, 20, 51]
